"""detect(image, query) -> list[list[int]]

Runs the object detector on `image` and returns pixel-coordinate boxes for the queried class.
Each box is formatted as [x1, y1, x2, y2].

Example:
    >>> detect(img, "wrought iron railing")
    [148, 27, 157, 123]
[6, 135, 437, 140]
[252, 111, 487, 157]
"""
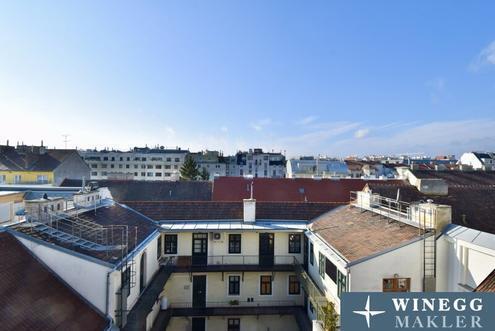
[161, 255, 300, 267]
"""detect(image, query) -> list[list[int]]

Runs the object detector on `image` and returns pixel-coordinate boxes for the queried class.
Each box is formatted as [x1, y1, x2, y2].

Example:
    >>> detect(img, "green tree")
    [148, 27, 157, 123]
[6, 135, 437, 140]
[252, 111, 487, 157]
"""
[180, 156, 200, 180]
[200, 167, 209, 180]
[321, 301, 339, 331]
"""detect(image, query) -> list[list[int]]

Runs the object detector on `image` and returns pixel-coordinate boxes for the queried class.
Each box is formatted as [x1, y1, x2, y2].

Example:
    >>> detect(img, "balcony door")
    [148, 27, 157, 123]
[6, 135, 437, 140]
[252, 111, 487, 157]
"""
[259, 233, 274, 266]
[192, 275, 207, 308]
[192, 233, 208, 266]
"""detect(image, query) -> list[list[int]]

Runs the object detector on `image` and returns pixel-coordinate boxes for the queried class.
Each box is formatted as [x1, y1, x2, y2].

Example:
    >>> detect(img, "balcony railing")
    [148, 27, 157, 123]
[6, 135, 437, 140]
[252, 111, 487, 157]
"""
[168, 299, 300, 309]
[160, 255, 299, 270]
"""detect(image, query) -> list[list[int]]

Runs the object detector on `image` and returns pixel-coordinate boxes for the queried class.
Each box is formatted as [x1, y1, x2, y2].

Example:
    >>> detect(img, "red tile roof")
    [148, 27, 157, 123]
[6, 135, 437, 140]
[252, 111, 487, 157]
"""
[212, 177, 403, 203]
[309, 206, 421, 262]
[474, 269, 495, 292]
[0, 231, 108, 331]
[125, 201, 341, 221]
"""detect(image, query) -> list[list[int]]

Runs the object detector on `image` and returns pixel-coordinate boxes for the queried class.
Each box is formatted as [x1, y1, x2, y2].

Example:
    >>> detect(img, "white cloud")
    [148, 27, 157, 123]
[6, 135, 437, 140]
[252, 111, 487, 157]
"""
[469, 40, 495, 72]
[354, 128, 370, 139]
[220, 126, 228, 133]
[250, 118, 272, 131]
[297, 115, 318, 126]
[425, 77, 446, 104]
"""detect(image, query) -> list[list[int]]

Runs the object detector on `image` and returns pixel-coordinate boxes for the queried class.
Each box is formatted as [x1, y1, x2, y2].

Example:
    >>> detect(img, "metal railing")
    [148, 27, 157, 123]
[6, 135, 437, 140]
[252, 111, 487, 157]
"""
[168, 300, 300, 309]
[161, 255, 299, 267]
[350, 191, 436, 230]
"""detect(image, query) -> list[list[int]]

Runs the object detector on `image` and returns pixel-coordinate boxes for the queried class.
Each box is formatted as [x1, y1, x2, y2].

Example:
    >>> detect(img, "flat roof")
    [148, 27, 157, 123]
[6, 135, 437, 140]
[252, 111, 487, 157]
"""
[443, 224, 495, 251]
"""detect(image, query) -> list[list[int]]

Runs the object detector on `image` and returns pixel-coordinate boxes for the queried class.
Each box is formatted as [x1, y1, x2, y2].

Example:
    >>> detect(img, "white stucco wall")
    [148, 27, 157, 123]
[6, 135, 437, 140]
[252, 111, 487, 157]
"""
[349, 240, 424, 292]
[16, 235, 111, 314]
[437, 235, 495, 291]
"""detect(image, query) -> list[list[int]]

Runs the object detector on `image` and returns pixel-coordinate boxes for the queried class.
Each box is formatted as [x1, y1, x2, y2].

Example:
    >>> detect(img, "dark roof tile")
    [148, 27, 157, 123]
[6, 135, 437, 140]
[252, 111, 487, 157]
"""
[0, 231, 108, 330]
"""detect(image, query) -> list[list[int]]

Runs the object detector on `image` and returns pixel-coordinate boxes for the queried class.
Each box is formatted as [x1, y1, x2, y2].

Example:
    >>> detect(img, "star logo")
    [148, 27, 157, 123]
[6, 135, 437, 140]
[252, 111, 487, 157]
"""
[353, 295, 386, 328]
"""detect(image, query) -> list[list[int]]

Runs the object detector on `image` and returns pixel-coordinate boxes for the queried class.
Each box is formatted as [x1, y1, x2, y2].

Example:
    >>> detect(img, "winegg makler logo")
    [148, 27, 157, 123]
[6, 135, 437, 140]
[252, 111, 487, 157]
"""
[353, 295, 385, 328]
[341, 293, 494, 331]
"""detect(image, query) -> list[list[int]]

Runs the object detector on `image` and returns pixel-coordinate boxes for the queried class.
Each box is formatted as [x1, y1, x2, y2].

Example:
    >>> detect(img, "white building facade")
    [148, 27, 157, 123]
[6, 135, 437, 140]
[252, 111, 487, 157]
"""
[80, 147, 188, 181]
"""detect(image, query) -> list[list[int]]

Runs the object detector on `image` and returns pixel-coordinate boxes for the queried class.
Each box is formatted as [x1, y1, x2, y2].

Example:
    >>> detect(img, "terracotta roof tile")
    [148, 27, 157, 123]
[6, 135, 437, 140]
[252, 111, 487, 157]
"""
[474, 269, 495, 292]
[309, 206, 421, 262]
[212, 177, 403, 202]
[125, 201, 342, 221]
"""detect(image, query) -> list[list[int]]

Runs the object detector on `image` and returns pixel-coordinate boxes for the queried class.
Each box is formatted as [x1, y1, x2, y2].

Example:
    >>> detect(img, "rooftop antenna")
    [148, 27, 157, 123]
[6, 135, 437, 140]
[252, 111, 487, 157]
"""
[62, 134, 70, 149]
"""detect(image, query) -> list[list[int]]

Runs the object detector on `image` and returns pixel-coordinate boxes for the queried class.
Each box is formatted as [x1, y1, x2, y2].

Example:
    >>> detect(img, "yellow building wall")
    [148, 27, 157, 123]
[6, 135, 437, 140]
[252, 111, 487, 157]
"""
[0, 171, 54, 184]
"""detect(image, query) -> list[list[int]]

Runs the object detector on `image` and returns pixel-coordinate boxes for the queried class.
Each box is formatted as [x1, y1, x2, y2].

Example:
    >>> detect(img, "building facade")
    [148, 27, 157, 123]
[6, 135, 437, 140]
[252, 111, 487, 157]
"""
[459, 152, 495, 171]
[287, 157, 349, 178]
[0, 144, 90, 185]
[80, 147, 188, 181]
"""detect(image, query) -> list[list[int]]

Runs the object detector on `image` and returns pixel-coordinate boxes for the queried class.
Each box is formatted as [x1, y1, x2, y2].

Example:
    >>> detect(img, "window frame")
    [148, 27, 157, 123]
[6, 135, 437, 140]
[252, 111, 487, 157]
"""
[337, 270, 347, 298]
[227, 318, 240, 331]
[157, 236, 162, 260]
[319, 252, 326, 278]
[288, 275, 301, 295]
[228, 275, 241, 296]
[228, 234, 242, 254]
[260, 275, 272, 295]
[288, 233, 301, 254]
[164, 234, 178, 254]
[382, 277, 411, 292]
[309, 243, 314, 265]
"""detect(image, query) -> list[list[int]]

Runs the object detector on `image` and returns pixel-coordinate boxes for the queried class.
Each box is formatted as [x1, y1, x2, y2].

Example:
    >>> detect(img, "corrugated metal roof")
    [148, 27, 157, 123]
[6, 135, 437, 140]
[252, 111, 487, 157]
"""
[160, 220, 308, 232]
[443, 224, 495, 251]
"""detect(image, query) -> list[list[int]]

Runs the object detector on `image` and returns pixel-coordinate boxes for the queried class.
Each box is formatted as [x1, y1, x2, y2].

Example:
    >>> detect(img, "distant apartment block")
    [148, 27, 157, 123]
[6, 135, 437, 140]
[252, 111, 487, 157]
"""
[286, 157, 348, 178]
[192, 148, 286, 179]
[459, 152, 495, 171]
[0, 142, 90, 185]
[80, 147, 188, 181]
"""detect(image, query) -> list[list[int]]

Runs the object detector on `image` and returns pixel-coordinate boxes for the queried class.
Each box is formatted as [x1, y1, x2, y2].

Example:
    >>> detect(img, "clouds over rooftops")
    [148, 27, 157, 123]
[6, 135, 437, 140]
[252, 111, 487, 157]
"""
[469, 40, 495, 72]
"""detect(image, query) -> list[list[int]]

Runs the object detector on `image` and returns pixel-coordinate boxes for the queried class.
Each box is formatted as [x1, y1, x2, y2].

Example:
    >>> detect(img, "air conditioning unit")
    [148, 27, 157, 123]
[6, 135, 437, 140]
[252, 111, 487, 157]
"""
[211, 232, 222, 241]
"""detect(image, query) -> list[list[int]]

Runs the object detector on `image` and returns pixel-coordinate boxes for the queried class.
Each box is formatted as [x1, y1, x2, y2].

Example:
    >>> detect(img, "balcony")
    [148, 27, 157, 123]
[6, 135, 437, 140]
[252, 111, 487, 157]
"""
[151, 301, 310, 331]
[160, 255, 298, 272]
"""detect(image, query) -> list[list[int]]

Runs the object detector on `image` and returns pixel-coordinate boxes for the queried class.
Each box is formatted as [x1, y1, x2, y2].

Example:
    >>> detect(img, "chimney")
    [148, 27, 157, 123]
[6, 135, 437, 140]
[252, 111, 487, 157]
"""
[243, 198, 256, 223]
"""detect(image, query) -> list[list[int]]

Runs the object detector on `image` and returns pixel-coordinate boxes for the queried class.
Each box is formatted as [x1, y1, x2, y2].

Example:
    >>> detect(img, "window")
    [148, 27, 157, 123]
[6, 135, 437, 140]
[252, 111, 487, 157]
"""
[156, 165, 162, 169]
[309, 243, 314, 265]
[228, 319, 240, 331]
[383, 278, 410, 292]
[228, 234, 241, 254]
[164, 235, 177, 254]
[102, 171, 107, 176]
[165, 165, 171, 169]
[260, 275, 272, 295]
[164, 172, 171, 177]
[110, 164, 114, 168]
[155, 172, 162, 177]
[91, 164, 97, 168]
[101, 164, 107, 168]
[166, 157, 171, 162]
[126, 164, 130, 169]
[289, 275, 300, 295]
[228, 275, 240, 295]
[119, 164, 122, 168]
[325, 258, 337, 283]
[103, 157, 108, 161]
[157, 236, 162, 259]
[147, 164, 153, 169]
[141, 172, 146, 176]
[288, 233, 301, 253]
[175, 158, 180, 162]
[337, 270, 347, 298]
[122, 267, 131, 298]
[134, 164, 138, 169]
[119, 157, 123, 161]
[319, 253, 326, 278]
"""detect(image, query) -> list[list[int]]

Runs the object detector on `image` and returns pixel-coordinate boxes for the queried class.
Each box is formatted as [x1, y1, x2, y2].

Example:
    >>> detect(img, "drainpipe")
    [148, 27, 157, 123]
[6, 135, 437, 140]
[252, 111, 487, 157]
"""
[106, 270, 111, 316]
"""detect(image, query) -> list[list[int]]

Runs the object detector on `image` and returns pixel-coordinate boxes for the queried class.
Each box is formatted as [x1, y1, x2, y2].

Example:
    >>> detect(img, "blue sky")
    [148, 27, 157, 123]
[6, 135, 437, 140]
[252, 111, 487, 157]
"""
[1, 1, 494, 157]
